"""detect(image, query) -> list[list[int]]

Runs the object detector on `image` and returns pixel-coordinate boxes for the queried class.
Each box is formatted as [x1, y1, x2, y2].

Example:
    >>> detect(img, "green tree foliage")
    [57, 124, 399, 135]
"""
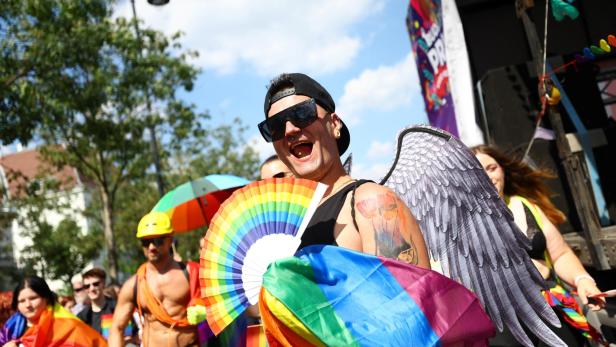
[8, 170, 101, 285]
[1, 0, 260, 281]
[2, 0, 194, 281]
[21, 218, 101, 285]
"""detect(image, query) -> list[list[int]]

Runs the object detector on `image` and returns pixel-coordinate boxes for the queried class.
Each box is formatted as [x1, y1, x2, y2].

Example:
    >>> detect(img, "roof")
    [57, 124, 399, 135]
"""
[0, 148, 84, 199]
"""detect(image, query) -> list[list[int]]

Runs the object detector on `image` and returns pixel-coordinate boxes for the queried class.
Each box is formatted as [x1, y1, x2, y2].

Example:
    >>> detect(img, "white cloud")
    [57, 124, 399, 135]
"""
[115, 0, 385, 76]
[338, 53, 420, 125]
[352, 162, 390, 181]
[366, 140, 394, 160]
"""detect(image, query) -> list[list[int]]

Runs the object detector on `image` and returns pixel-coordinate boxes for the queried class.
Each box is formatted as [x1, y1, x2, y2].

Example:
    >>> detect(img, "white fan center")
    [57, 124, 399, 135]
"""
[241, 233, 301, 305]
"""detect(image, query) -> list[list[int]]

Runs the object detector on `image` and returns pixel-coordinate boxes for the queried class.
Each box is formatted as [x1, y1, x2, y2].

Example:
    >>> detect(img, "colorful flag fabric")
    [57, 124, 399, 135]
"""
[246, 324, 268, 347]
[0, 312, 27, 345]
[407, 0, 459, 137]
[533, 126, 556, 140]
[99, 313, 132, 340]
[19, 303, 107, 347]
[543, 284, 605, 344]
[260, 245, 494, 347]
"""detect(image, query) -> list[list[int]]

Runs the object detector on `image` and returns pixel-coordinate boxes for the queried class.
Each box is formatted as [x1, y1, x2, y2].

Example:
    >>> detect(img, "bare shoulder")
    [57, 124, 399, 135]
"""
[352, 182, 401, 216]
[111, 274, 137, 331]
[354, 181, 394, 197]
[117, 274, 137, 303]
[352, 181, 429, 268]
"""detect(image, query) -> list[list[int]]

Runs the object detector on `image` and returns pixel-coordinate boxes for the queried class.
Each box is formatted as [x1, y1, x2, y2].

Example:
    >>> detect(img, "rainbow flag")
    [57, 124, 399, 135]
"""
[260, 245, 494, 347]
[20, 303, 107, 347]
[100, 313, 133, 340]
[543, 284, 604, 344]
[246, 324, 268, 347]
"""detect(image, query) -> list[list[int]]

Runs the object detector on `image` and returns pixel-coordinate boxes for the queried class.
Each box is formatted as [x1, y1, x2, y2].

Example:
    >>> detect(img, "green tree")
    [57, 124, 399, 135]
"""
[1, 1, 261, 281]
[1, 0, 206, 281]
[7, 169, 101, 285]
[21, 218, 101, 285]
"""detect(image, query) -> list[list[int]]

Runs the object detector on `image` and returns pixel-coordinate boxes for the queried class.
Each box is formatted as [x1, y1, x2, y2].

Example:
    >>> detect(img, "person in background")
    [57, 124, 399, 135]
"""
[71, 275, 89, 315]
[472, 145, 605, 346]
[110, 212, 201, 347]
[58, 295, 76, 312]
[78, 268, 135, 343]
[2, 276, 106, 347]
[103, 284, 121, 301]
[0, 292, 15, 327]
[260, 154, 292, 179]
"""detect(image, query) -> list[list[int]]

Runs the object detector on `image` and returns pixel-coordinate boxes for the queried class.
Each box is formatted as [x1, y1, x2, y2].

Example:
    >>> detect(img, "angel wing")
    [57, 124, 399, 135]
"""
[379, 125, 565, 347]
[342, 153, 353, 175]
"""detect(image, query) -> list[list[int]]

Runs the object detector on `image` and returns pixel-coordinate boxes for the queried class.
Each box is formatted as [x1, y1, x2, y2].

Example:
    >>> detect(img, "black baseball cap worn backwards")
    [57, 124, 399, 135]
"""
[263, 73, 350, 156]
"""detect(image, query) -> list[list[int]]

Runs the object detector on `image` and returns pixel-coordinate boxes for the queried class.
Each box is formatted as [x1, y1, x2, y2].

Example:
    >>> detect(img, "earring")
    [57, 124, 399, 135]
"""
[335, 130, 340, 139]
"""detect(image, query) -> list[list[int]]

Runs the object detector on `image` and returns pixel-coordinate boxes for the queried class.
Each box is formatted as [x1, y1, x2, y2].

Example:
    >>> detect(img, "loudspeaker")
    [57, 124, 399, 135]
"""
[478, 61, 614, 232]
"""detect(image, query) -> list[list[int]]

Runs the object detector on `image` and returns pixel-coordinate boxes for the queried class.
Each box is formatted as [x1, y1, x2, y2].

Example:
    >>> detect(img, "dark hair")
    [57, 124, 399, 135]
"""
[260, 154, 280, 169]
[266, 74, 295, 108]
[11, 276, 57, 310]
[82, 267, 106, 283]
[471, 144, 566, 225]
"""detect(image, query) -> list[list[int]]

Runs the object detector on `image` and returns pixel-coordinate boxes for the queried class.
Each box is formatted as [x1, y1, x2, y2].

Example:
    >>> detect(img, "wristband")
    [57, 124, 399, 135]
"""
[574, 274, 595, 287]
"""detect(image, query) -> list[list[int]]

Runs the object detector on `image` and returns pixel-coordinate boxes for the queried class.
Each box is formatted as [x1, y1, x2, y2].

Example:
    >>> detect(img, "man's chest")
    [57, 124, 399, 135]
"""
[141, 269, 191, 305]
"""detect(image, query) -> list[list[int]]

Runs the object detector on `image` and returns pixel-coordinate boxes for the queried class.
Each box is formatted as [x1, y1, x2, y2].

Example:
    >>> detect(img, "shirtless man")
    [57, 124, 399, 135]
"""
[109, 212, 198, 347]
[260, 154, 291, 179]
[258, 73, 430, 265]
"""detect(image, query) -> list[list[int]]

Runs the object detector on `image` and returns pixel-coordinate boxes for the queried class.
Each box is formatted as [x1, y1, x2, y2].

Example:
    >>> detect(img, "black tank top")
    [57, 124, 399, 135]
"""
[298, 180, 371, 250]
[523, 204, 548, 260]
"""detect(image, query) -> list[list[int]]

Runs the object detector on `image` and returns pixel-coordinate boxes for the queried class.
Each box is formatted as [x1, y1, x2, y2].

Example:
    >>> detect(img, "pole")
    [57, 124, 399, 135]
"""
[515, 0, 610, 269]
[130, 0, 166, 197]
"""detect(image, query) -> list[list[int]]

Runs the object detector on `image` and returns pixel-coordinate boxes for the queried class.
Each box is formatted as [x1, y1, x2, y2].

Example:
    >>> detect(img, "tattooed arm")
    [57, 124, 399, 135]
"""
[353, 183, 430, 269]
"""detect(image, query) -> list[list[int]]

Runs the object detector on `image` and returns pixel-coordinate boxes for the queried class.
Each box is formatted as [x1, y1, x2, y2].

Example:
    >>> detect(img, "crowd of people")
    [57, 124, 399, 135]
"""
[0, 72, 609, 347]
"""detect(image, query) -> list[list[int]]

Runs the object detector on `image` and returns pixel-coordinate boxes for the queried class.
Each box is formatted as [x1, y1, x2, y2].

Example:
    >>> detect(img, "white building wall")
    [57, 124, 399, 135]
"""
[7, 186, 94, 291]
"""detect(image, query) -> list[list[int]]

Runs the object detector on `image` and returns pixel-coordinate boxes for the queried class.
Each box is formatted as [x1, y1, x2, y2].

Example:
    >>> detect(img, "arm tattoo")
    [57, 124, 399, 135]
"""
[356, 192, 418, 264]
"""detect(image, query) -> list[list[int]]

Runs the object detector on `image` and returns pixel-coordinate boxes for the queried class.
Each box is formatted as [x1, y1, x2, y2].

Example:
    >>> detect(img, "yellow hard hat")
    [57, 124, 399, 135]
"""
[137, 212, 173, 238]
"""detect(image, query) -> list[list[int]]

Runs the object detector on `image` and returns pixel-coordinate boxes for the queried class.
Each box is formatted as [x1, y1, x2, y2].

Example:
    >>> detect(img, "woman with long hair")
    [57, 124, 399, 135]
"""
[1, 276, 106, 347]
[472, 145, 605, 346]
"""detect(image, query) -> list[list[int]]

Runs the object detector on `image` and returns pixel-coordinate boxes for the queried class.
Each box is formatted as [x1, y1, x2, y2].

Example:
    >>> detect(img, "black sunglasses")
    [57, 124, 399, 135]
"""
[83, 281, 101, 289]
[258, 99, 318, 142]
[140, 236, 168, 248]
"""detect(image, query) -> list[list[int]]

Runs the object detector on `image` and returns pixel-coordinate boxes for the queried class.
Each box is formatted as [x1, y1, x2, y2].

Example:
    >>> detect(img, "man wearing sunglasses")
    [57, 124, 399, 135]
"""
[70, 276, 90, 315]
[261, 73, 430, 267]
[110, 212, 200, 347]
[77, 268, 136, 343]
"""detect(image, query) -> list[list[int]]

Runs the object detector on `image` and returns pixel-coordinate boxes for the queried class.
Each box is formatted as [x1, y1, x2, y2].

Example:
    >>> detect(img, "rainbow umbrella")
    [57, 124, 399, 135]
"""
[152, 174, 251, 233]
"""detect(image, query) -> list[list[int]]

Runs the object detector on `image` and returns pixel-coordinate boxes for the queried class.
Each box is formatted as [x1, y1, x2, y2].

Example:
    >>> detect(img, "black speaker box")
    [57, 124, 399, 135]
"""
[478, 61, 615, 232]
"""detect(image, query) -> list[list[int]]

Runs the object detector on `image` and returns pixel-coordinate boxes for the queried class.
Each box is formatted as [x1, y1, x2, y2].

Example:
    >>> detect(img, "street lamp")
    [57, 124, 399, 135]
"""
[130, 0, 168, 197]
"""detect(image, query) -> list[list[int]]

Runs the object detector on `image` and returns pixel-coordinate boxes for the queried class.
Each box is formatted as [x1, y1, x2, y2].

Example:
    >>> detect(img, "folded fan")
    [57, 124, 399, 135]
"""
[200, 177, 327, 335]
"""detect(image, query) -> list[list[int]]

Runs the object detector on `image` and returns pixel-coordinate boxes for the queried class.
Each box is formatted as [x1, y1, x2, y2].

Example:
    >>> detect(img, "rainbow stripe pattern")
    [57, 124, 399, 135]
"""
[200, 177, 326, 335]
[100, 313, 132, 340]
[543, 284, 605, 344]
[246, 325, 268, 347]
[20, 304, 106, 347]
[259, 245, 495, 347]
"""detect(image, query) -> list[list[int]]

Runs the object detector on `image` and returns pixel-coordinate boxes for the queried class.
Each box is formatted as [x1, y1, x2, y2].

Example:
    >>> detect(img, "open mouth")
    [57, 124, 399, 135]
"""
[290, 141, 313, 159]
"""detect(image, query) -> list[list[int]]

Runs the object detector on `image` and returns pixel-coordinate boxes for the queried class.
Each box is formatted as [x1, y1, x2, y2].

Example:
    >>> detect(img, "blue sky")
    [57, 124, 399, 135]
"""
[117, 0, 429, 180]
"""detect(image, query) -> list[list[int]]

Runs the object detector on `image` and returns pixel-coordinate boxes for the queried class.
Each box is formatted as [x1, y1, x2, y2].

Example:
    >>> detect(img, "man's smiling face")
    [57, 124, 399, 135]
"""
[268, 94, 341, 181]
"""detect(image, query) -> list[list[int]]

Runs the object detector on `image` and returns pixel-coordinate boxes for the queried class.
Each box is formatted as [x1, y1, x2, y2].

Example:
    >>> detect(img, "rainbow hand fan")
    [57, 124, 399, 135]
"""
[199, 177, 327, 335]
